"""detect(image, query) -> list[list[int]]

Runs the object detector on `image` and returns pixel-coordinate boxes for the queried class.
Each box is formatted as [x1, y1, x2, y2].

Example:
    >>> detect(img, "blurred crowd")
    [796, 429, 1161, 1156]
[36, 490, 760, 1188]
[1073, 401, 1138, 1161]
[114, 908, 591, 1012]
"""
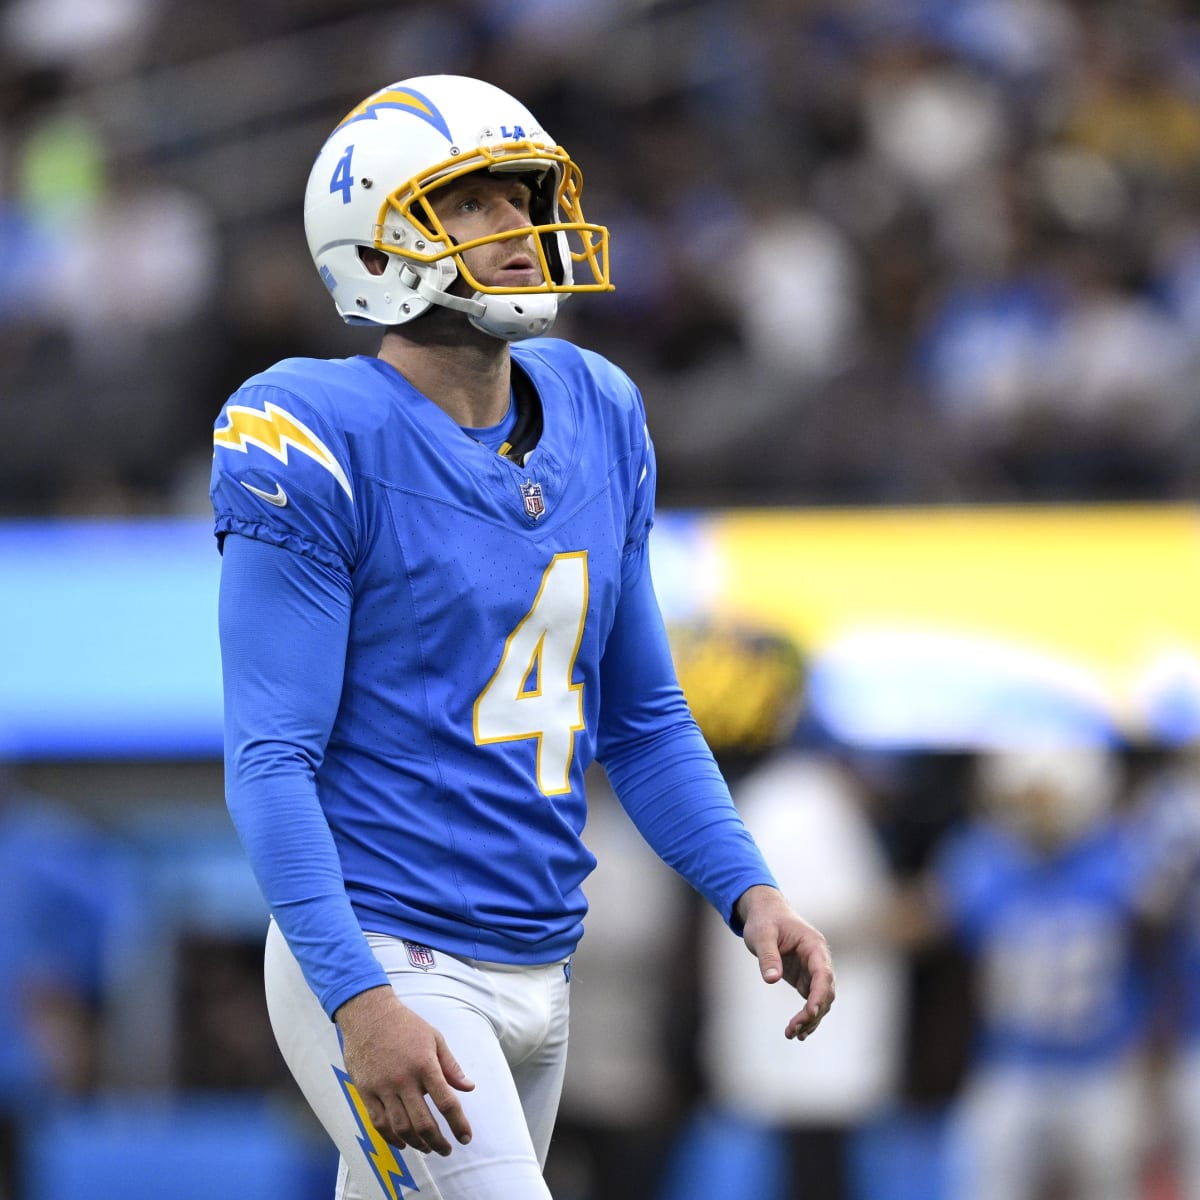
[2, 0, 1200, 513]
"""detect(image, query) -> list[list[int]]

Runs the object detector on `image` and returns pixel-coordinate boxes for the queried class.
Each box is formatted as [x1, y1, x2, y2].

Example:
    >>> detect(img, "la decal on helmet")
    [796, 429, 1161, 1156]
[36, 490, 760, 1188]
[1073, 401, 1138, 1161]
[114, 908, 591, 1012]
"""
[303, 75, 612, 341]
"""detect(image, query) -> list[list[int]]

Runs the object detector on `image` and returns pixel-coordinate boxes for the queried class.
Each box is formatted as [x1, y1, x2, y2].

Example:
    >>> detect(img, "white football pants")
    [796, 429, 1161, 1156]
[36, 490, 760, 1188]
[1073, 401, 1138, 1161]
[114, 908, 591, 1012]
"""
[263, 919, 571, 1200]
[950, 1059, 1146, 1200]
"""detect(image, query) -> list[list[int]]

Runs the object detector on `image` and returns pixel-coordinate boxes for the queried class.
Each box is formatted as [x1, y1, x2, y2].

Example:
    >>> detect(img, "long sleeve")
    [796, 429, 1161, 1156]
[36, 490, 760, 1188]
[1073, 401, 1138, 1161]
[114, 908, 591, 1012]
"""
[596, 542, 778, 929]
[219, 533, 389, 1017]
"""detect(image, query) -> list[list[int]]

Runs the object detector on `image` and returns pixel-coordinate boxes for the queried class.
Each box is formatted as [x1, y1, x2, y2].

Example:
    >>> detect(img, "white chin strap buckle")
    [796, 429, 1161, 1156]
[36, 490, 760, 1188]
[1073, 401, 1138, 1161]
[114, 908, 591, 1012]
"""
[416, 276, 558, 341]
[471, 294, 558, 341]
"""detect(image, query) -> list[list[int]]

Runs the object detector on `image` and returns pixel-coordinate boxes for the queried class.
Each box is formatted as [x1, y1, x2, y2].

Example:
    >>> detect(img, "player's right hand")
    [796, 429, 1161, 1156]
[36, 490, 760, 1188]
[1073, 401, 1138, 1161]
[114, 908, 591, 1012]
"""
[334, 985, 475, 1156]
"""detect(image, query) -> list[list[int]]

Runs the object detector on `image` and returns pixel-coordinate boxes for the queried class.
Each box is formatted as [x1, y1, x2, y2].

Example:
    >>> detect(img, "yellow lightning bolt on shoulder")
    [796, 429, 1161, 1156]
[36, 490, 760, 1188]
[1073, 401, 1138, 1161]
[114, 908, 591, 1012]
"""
[333, 1067, 418, 1197]
[214, 401, 353, 500]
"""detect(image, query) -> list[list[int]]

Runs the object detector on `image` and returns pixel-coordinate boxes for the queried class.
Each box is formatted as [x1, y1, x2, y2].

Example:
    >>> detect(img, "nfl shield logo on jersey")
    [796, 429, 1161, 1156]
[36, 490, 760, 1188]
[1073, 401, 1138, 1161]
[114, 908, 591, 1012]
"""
[404, 941, 437, 971]
[520, 479, 546, 520]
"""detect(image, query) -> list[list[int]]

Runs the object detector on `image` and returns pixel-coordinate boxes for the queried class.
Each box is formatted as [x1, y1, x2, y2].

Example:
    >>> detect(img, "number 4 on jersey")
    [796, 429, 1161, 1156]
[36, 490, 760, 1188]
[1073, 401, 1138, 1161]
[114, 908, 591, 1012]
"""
[473, 552, 588, 796]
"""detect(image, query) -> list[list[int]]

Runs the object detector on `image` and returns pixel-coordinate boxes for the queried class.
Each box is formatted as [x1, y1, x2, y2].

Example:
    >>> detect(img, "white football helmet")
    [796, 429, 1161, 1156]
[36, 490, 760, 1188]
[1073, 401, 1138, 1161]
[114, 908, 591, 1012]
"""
[975, 746, 1120, 848]
[303, 75, 612, 340]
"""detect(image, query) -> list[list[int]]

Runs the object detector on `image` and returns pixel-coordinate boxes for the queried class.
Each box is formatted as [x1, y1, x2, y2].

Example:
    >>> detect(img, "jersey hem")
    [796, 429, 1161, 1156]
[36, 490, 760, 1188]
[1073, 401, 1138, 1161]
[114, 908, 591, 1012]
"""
[354, 911, 582, 968]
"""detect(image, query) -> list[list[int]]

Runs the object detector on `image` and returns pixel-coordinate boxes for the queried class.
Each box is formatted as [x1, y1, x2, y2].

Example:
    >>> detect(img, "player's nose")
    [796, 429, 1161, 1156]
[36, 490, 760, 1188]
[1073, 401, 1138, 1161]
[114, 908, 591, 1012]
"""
[492, 200, 533, 236]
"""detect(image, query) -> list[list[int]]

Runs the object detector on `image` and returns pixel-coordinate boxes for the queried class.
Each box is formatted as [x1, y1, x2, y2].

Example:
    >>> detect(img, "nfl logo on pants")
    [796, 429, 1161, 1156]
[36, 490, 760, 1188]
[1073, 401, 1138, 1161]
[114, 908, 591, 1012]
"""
[404, 941, 437, 971]
[520, 480, 546, 520]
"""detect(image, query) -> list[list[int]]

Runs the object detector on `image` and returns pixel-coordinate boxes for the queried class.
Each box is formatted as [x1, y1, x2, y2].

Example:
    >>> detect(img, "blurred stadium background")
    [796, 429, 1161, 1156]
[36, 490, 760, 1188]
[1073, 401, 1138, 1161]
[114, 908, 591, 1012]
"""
[5, 0, 1200, 1197]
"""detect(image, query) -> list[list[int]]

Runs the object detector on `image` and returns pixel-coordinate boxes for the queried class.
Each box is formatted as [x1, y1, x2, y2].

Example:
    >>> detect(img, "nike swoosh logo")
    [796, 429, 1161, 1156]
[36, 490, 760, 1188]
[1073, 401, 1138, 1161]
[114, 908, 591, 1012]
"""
[241, 480, 288, 507]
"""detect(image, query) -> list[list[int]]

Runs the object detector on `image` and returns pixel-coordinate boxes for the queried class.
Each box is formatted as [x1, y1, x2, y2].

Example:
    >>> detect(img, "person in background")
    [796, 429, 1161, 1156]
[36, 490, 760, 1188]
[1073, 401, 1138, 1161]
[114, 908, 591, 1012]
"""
[919, 746, 1154, 1200]
[662, 624, 906, 1200]
[1124, 748, 1200, 1200]
[0, 772, 139, 1196]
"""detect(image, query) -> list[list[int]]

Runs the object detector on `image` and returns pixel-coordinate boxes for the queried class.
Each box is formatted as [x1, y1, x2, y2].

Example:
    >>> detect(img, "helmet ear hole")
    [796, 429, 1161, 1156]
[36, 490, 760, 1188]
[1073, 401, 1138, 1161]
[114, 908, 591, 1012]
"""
[357, 246, 390, 277]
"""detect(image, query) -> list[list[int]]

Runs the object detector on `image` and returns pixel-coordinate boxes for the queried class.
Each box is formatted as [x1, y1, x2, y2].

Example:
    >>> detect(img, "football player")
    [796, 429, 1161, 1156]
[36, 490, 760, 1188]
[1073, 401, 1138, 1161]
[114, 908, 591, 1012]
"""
[931, 747, 1151, 1200]
[210, 75, 835, 1200]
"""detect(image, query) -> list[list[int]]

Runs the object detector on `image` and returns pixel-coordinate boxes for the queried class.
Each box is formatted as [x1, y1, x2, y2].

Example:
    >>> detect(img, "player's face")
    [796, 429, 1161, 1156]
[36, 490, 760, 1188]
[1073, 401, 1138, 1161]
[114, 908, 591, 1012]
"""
[429, 173, 544, 290]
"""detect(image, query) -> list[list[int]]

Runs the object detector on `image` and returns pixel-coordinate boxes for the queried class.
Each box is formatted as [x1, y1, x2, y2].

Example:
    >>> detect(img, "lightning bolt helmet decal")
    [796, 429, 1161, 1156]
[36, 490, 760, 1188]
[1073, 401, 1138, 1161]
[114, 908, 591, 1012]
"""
[214, 401, 353, 500]
[331, 85, 453, 142]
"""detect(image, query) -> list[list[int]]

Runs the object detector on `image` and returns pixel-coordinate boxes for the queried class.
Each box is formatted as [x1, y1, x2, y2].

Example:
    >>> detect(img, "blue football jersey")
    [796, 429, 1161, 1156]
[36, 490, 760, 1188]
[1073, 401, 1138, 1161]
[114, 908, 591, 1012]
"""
[934, 817, 1150, 1068]
[212, 340, 774, 1014]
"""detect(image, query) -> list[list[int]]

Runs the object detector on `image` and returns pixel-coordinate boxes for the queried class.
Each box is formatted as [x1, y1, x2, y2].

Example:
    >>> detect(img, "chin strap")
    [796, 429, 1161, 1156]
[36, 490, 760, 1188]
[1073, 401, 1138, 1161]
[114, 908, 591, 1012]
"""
[414, 275, 487, 319]
[414, 274, 558, 341]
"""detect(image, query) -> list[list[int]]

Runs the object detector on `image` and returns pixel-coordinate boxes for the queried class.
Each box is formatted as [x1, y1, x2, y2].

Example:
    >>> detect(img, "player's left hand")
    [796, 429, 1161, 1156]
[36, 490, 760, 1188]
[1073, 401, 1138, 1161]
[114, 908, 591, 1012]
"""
[735, 884, 836, 1041]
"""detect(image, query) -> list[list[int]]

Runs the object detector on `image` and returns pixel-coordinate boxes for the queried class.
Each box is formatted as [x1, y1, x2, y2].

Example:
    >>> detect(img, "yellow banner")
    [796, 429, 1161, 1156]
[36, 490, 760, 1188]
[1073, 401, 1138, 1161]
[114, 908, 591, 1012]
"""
[655, 505, 1200, 744]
